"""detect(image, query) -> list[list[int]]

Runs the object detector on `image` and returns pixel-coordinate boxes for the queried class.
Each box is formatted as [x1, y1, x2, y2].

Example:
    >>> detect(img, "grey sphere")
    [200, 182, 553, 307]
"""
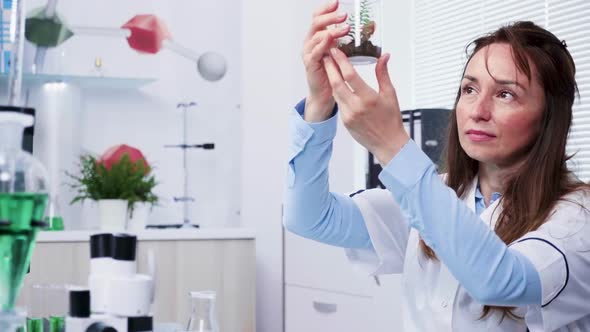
[197, 52, 227, 81]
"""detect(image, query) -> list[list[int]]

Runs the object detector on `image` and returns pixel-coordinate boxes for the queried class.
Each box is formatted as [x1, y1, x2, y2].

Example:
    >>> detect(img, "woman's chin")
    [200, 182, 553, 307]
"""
[464, 149, 498, 164]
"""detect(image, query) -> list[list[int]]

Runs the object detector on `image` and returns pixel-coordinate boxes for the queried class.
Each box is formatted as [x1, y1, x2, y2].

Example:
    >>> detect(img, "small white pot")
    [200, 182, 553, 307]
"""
[127, 202, 151, 232]
[97, 199, 128, 231]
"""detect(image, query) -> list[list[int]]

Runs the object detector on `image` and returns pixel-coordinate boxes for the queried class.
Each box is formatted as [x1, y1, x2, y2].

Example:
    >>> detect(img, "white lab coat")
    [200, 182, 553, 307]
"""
[345, 176, 590, 331]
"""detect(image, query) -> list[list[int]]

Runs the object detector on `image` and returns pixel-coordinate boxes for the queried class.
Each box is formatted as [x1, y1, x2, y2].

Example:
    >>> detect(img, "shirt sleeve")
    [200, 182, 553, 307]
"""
[511, 193, 590, 331]
[282, 98, 372, 248]
[377, 139, 542, 306]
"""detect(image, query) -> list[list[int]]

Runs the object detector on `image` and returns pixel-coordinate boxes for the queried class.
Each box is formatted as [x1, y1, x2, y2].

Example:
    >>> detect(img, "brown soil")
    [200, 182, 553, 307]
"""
[338, 40, 382, 59]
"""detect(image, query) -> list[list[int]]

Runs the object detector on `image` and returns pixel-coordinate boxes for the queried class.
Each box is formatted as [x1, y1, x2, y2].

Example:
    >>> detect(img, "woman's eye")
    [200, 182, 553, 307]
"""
[499, 90, 515, 100]
[461, 86, 475, 95]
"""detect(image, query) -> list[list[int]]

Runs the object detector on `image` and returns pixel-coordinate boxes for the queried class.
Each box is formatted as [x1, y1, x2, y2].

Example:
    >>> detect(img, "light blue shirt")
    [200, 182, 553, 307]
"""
[283, 98, 542, 306]
[475, 185, 502, 216]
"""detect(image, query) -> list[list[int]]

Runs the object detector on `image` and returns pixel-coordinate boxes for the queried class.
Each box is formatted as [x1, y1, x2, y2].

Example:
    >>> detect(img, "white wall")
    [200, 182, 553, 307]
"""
[240, 0, 293, 330]
[22, 0, 242, 229]
[241, 0, 414, 331]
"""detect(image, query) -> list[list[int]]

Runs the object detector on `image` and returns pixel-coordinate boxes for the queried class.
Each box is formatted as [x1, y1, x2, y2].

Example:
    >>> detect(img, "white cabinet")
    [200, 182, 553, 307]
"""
[372, 275, 405, 332]
[284, 232, 405, 332]
[285, 232, 375, 296]
[285, 285, 376, 332]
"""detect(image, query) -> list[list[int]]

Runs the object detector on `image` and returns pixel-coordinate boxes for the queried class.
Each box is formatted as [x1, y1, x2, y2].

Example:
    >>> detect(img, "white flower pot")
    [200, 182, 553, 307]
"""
[80, 199, 99, 230]
[97, 199, 128, 231]
[127, 202, 151, 232]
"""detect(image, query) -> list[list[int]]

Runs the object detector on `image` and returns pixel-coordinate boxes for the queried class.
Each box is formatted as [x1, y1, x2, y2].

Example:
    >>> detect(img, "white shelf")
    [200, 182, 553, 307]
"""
[36, 227, 256, 242]
[0, 73, 156, 89]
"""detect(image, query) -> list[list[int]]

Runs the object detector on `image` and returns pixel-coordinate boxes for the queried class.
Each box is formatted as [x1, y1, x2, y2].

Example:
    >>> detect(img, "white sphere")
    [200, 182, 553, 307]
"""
[197, 52, 227, 81]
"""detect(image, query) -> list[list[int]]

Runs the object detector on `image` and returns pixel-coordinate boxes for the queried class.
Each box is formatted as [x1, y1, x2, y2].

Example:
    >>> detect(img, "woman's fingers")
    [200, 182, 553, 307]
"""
[306, 3, 348, 41]
[375, 53, 396, 98]
[309, 11, 347, 36]
[312, 0, 339, 18]
[304, 25, 350, 63]
[322, 55, 354, 103]
[304, 24, 349, 54]
[329, 48, 374, 97]
[305, 35, 332, 65]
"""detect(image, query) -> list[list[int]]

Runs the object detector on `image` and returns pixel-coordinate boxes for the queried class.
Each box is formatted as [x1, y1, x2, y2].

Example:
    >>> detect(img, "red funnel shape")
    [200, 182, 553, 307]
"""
[122, 14, 172, 54]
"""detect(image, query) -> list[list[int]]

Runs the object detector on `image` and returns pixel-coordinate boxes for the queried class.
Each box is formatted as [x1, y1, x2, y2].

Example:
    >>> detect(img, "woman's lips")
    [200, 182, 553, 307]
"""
[466, 130, 496, 142]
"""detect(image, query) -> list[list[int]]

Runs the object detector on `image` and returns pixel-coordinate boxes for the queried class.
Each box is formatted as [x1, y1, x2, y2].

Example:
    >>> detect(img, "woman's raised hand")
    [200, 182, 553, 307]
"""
[302, 0, 350, 122]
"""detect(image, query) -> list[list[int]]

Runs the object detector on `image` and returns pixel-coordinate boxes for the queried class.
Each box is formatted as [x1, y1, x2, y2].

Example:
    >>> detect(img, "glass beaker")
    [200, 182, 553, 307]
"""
[337, 0, 383, 65]
[28, 283, 67, 332]
[43, 197, 64, 231]
[186, 291, 219, 332]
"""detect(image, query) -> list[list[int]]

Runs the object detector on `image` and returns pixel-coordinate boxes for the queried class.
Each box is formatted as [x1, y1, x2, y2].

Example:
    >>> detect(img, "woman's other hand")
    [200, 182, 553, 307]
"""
[323, 48, 409, 166]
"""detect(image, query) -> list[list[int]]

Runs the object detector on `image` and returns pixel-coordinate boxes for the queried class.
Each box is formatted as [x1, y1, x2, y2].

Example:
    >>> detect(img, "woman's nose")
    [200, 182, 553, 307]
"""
[469, 96, 492, 122]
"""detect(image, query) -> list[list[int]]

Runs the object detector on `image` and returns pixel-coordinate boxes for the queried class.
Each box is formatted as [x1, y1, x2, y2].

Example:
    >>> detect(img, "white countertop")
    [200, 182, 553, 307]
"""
[36, 228, 256, 242]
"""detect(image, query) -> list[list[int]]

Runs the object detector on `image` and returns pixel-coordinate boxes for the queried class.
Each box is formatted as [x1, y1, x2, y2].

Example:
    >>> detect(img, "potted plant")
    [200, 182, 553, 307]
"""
[67, 144, 158, 231]
[337, 0, 382, 65]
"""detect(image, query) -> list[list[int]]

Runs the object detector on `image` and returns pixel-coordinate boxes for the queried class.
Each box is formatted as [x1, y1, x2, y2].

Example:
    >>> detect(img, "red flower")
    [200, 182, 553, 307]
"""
[97, 144, 151, 175]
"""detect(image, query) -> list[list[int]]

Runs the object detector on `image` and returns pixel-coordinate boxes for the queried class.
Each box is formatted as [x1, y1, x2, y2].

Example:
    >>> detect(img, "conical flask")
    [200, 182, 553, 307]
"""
[186, 291, 220, 332]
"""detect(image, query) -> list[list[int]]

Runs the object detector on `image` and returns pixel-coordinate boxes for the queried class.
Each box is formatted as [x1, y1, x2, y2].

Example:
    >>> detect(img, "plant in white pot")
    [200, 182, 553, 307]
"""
[67, 144, 158, 231]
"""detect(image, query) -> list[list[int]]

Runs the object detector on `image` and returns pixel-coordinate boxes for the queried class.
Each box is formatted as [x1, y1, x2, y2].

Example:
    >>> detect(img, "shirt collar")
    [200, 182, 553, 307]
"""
[475, 183, 502, 207]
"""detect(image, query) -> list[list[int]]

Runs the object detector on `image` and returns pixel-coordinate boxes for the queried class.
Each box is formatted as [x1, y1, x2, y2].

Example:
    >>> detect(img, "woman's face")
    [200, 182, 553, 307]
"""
[456, 43, 545, 168]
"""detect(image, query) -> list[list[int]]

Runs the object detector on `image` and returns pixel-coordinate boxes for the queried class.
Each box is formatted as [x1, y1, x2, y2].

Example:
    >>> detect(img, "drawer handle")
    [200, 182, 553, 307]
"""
[312, 301, 338, 314]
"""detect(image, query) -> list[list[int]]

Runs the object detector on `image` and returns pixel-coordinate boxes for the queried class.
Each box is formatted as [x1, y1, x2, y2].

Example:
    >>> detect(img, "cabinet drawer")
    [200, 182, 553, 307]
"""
[285, 285, 376, 332]
[285, 232, 376, 296]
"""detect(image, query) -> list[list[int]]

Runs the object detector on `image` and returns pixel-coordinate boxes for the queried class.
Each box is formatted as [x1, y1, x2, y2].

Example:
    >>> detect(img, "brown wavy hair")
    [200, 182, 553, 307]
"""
[419, 21, 589, 320]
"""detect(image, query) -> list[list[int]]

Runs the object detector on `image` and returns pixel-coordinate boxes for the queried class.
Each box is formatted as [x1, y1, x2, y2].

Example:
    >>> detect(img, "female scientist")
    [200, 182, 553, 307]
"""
[283, 1, 590, 331]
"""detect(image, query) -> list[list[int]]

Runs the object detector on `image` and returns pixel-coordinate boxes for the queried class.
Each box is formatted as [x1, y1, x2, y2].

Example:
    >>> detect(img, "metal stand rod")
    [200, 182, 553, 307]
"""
[164, 101, 215, 228]
[71, 27, 201, 62]
[179, 102, 196, 226]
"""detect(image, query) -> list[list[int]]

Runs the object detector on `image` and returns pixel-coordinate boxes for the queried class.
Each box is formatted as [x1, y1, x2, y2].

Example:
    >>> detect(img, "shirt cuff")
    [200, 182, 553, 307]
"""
[292, 98, 339, 146]
[377, 139, 434, 202]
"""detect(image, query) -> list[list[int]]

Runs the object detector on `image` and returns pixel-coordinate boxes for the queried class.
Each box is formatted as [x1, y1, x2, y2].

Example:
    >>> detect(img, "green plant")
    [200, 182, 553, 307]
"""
[346, 0, 375, 43]
[66, 153, 158, 211]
